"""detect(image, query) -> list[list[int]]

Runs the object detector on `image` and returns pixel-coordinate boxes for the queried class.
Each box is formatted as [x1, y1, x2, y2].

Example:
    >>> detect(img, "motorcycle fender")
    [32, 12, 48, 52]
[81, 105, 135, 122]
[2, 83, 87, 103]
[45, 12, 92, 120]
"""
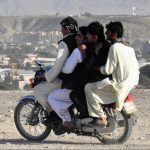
[129, 114, 137, 125]
[17, 95, 37, 103]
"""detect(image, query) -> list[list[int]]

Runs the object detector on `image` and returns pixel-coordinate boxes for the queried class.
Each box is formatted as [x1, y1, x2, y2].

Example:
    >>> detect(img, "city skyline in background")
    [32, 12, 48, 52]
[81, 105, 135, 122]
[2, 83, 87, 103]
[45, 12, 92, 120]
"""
[0, 0, 149, 90]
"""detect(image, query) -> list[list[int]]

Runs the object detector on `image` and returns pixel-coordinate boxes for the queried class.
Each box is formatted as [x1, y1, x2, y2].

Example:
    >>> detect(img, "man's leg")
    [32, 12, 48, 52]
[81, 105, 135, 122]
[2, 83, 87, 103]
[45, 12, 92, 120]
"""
[84, 83, 106, 118]
[48, 88, 73, 123]
[70, 90, 88, 118]
[85, 82, 117, 126]
[33, 81, 61, 112]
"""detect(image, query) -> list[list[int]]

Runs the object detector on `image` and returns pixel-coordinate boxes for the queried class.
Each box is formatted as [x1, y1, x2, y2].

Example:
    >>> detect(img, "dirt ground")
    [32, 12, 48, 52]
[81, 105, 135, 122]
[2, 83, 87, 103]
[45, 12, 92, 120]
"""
[0, 89, 150, 150]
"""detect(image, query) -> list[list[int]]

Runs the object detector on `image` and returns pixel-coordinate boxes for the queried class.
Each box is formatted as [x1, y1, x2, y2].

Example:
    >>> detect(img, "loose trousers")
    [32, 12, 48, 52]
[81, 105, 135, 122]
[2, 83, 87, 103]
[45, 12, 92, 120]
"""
[33, 80, 62, 112]
[48, 88, 73, 123]
[85, 82, 117, 118]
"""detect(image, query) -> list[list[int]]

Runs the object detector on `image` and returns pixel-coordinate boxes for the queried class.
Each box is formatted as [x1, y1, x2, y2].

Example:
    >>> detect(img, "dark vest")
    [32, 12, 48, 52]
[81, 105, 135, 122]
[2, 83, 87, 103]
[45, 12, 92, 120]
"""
[58, 33, 85, 89]
[61, 62, 86, 90]
[85, 40, 111, 82]
[58, 33, 77, 55]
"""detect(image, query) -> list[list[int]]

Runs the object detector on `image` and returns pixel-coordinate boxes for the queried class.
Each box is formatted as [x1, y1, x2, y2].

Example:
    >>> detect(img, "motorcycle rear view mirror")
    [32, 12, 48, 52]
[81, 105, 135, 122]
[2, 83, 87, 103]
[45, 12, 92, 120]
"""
[35, 60, 43, 67]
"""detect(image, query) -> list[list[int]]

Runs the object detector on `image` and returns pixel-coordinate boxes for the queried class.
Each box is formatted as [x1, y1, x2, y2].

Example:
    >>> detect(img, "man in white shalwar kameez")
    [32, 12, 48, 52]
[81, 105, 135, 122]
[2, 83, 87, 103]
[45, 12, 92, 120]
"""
[33, 17, 78, 112]
[85, 21, 139, 126]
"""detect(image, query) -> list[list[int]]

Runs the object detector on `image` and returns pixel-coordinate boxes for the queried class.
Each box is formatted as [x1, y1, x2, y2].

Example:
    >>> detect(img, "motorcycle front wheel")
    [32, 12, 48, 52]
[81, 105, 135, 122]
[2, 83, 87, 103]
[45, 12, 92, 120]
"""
[14, 99, 51, 141]
[96, 110, 133, 144]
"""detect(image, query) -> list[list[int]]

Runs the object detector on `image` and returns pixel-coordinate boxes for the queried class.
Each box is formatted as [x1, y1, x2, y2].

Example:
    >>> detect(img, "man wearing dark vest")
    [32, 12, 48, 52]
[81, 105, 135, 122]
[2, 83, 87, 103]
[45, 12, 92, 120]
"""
[48, 26, 88, 129]
[33, 17, 78, 112]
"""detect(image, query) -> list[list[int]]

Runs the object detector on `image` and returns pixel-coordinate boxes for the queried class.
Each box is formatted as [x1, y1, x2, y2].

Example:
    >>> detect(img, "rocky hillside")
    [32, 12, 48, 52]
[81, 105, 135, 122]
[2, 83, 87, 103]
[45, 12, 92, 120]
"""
[0, 15, 150, 42]
[0, 15, 150, 62]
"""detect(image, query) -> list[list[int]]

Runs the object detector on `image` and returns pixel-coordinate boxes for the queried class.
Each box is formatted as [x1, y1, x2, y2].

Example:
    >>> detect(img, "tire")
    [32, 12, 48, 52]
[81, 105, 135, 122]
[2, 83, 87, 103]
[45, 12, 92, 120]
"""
[96, 110, 133, 144]
[14, 99, 51, 141]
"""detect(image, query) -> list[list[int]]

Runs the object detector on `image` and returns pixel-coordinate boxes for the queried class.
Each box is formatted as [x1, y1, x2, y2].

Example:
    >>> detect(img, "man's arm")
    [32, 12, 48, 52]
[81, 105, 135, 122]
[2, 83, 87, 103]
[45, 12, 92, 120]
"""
[61, 48, 82, 74]
[100, 46, 118, 75]
[44, 41, 69, 82]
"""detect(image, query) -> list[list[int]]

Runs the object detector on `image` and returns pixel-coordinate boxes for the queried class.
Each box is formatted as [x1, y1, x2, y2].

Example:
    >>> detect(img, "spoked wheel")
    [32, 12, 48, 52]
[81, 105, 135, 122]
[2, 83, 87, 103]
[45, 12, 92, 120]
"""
[96, 110, 133, 144]
[14, 99, 51, 141]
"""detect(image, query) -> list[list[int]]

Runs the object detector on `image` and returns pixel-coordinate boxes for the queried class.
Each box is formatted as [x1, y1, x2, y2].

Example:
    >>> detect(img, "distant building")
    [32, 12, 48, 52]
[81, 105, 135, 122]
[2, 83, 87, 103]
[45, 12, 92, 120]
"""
[0, 69, 11, 81]
[13, 31, 62, 45]
[0, 55, 11, 67]
[24, 54, 38, 67]
[36, 57, 56, 66]
[13, 32, 41, 45]
[132, 6, 136, 16]
[23, 53, 56, 68]
[17, 69, 34, 89]
[19, 81, 26, 90]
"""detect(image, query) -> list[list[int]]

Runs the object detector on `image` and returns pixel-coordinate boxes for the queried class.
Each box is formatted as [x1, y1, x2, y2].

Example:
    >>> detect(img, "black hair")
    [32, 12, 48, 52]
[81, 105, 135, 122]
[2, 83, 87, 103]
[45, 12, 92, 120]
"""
[79, 26, 87, 38]
[60, 16, 78, 33]
[87, 21, 105, 41]
[105, 21, 124, 38]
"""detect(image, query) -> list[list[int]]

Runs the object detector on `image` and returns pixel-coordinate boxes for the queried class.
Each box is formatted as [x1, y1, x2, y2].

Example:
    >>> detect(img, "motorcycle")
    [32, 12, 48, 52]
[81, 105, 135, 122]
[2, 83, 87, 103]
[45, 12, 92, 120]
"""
[14, 60, 137, 144]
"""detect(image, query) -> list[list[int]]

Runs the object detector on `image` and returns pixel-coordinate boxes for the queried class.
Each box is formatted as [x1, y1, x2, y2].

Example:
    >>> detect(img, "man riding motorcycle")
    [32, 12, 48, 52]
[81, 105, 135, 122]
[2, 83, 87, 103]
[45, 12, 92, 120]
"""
[33, 17, 78, 112]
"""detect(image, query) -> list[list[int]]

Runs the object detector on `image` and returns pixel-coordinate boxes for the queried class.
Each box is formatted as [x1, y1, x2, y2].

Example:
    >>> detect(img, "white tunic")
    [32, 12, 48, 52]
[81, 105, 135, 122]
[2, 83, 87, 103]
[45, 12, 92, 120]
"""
[100, 43, 140, 111]
[48, 48, 83, 122]
[33, 35, 71, 111]
[45, 40, 69, 82]
[62, 48, 83, 73]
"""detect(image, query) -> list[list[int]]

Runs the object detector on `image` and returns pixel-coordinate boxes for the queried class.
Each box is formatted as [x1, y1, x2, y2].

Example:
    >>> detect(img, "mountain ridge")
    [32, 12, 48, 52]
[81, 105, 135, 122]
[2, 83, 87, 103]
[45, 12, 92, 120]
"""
[0, 0, 150, 16]
[0, 15, 149, 42]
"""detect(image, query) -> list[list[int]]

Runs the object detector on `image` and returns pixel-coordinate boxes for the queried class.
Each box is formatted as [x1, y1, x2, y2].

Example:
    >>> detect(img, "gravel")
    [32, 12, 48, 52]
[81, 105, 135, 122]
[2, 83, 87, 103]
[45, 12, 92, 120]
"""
[0, 89, 150, 149]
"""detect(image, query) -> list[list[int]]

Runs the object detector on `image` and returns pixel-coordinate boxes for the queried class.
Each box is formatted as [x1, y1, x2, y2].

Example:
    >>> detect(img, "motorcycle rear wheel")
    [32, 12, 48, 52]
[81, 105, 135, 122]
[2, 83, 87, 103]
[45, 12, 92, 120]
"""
[14, 99, 51, 141]
[96, 110, 133, 144]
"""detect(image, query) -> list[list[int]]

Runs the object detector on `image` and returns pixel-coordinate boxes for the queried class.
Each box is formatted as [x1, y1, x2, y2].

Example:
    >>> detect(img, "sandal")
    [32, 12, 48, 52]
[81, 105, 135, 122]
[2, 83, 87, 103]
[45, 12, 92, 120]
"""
[87, 118, 108, 127]
[63, 121, 76, 129]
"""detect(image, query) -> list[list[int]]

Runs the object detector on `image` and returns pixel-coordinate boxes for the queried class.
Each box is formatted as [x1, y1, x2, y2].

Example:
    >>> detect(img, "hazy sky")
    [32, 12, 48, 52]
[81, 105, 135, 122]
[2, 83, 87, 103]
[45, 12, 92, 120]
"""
[0, 0, 149, 16]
